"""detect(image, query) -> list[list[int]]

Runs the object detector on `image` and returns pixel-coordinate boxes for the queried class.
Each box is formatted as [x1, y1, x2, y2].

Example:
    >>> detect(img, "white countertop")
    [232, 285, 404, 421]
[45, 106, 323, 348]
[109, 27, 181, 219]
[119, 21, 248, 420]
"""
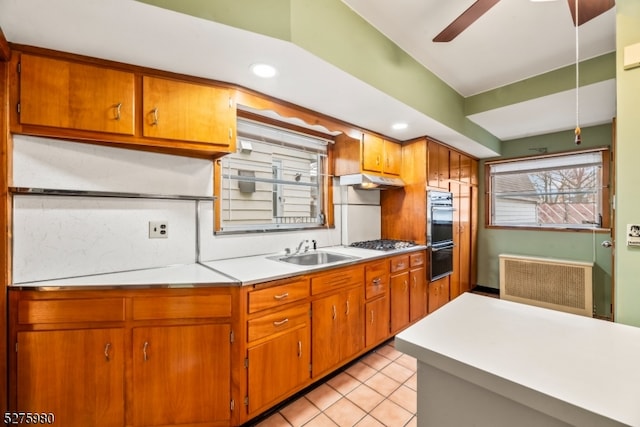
[200, 245, 422, 285]
[12, 245, 426, 288]
[11, 263, 239, 289]
[396, 293, 640, 427]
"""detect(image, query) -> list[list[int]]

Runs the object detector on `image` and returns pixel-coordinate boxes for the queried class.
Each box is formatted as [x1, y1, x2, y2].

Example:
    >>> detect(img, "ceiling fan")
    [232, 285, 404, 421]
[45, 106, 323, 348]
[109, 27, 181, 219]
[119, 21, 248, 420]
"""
[433, 0, 615, 43]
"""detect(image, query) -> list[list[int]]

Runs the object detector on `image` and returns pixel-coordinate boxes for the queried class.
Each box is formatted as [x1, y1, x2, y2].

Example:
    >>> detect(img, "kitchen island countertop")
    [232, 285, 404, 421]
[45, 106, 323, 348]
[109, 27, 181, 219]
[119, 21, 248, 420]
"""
[396, 293, 640, 427]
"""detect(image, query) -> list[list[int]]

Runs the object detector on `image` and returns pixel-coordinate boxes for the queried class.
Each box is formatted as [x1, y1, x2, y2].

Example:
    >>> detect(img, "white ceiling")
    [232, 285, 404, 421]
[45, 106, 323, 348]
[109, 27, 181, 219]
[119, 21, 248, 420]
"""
[0, 0, 617, 158]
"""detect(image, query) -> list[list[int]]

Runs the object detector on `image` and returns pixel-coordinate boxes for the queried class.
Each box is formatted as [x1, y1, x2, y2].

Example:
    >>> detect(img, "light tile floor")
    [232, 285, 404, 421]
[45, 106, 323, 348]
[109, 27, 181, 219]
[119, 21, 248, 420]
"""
[254, 341, 417, 427]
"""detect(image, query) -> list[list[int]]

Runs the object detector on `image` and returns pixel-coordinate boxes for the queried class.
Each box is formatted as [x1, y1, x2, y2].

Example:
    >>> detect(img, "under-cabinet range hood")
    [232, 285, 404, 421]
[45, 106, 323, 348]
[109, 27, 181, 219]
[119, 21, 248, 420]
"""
[339, 173, 404, 190]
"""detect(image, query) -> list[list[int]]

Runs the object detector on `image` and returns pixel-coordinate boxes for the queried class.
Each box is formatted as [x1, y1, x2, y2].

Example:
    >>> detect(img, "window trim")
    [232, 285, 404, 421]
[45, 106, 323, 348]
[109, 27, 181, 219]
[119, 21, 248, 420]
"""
[213, 115, 335, 234]
[485, 147, 611, 232]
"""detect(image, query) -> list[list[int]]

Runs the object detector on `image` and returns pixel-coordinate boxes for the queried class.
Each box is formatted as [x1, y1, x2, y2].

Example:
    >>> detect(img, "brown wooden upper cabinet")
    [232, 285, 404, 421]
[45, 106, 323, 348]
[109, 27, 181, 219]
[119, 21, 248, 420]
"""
[427, 139, 450, 189]
[334, 132, 402, 177]
[362, 133, 402, 176]
[18, 54, 135, 135]
[142, 76, 236, 148]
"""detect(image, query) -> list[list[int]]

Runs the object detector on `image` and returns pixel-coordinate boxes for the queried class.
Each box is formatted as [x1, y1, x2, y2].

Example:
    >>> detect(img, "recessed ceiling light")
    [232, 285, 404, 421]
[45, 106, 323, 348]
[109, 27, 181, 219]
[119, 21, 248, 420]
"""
[250, 63, 277, 78]
[392, 122, 408, 130]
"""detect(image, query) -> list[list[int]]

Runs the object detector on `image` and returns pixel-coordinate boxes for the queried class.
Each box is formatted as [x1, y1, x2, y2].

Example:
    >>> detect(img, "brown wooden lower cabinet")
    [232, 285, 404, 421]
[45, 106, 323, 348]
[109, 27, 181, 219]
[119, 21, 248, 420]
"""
[132, 324, 231, 426]
[311, 286, 364, 377]
[10, 250, 431, 427]
[16, 328, 125, 427]
[246, 324, 310, 416]
[428, 276, 451, 313]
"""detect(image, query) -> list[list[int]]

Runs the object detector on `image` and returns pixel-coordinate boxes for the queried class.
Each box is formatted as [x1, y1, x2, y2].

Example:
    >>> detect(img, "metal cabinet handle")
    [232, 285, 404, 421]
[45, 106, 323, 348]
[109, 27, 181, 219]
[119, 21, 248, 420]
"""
[412, 276, 417, 288]
[273, 292, 289, 301]
[114, 102, 122, 121]
[397, 263, 406, 269]
[298, 341, 302, 358]
[273, 318, 289, 327]
[151, 107, 159, 126]
[376, 155, 380, 166]
[370, 310, 374, 325]
[601, 240, 613, 248]
[104, 343, 111, 362]
[332, 305, 337, 320]
[345, 299, 350, 316]
[372, 278, 381, 286]
[143, 341, 149, 361]
[404, 280, 408, 292]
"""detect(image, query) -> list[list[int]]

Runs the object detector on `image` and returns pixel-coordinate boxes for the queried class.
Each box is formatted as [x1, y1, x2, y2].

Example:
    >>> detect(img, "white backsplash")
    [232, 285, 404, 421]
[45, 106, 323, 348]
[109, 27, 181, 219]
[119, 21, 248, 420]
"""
[10, 136, 380, 282]
[13, 196, 197, 283]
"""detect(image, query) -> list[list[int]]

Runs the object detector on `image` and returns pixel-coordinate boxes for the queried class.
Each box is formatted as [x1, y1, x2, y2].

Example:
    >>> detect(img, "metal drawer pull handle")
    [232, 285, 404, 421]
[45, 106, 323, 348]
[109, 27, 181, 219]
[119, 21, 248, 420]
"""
[345, 300, 350, 316]
[273, 318, 289, 326]
[404, 280, 408, 291]
[298, 341, 302, 358]
[413, 276, 417, 288]
[151, 107, 159, 126]
[104, 343, 111, 362]
[397, 263, 405, 269]
[370, 310, 374, 324]
[114, 102, 122, 121]
[273, 292, 289, 300]
[332, 305, 337, 320]
[372, 278, 381, 286]
[143, 341, 149, 361]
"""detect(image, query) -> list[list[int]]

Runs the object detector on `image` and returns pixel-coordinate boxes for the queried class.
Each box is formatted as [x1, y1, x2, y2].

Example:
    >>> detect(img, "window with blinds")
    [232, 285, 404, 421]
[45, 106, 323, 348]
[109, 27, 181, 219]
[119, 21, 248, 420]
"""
[487, 149, 608, 229]
[218, 119, 330, 233]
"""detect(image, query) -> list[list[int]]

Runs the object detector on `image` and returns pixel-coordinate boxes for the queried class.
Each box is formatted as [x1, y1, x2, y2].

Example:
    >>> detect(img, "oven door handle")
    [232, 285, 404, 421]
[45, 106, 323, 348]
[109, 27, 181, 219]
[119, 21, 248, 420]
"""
[431, 244, 455, 252]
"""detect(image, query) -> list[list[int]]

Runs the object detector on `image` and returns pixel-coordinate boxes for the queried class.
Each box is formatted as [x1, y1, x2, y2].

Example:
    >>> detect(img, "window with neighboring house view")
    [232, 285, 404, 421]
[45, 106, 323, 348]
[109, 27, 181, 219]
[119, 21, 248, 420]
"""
[216, 118, 330, 233]
[487, 149, 610, 230]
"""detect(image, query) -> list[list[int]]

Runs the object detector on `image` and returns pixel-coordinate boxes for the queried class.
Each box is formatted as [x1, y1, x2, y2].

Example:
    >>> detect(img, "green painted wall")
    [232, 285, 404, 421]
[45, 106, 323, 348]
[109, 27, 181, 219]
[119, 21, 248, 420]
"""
[615, 0, 640, 326]
[476, 124, 613, 318]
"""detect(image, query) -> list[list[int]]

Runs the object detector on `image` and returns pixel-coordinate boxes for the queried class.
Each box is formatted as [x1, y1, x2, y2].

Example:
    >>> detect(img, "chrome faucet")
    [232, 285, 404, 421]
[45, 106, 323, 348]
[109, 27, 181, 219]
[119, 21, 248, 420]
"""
[294, 239, 309, 255]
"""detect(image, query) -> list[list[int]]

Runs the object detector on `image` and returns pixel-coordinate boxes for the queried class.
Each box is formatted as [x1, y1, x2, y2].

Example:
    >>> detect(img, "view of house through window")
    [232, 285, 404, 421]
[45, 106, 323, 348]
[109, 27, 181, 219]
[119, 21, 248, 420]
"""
[218, 119, 329, 232]
[487, 149, 609, 229]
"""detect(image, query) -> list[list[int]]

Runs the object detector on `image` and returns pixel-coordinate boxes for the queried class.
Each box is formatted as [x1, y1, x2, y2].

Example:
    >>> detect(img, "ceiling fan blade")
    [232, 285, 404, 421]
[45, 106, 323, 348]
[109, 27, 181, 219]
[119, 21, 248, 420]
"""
[567, 0, 615, 26]
[433, 0, 500, 43]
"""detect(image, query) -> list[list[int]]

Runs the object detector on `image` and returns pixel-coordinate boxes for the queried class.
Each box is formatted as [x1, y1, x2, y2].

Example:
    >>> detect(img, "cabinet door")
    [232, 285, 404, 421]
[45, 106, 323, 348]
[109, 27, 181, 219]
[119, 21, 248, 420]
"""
[450, 182, 462, 299]
[142, 76, 235, 147]
[383, 140, 402, 175]
[247, 326, 310, 415]
[362, 133, 384, 173]
[409, 267, 427, 322]
[365, 296, 389, 347]
[341, 286, 365, 360]
[390, 272, 410, 333]
[17, 329, 124, 427]
[132, 324, 231, 426]
[312, 287, 364, 377]
[20, 54, 135, 134]
[459, 184, 472, 293]
[312, 293, 342, 376]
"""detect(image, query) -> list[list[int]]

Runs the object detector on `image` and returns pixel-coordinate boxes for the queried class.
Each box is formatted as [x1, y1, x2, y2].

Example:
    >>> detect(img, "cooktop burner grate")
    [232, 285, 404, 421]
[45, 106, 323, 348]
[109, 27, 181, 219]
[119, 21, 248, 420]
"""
[349, 239, 416, 251]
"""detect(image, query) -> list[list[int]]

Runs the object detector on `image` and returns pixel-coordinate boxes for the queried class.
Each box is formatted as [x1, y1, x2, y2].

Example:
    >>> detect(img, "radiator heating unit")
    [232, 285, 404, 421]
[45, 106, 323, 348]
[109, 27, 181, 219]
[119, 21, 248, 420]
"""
[499, 254, 593, 317]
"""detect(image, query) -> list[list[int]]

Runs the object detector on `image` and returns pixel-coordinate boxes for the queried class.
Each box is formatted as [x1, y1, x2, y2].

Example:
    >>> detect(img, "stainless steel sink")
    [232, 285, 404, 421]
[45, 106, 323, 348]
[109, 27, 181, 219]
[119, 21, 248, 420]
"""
[270, 251, 357, 266]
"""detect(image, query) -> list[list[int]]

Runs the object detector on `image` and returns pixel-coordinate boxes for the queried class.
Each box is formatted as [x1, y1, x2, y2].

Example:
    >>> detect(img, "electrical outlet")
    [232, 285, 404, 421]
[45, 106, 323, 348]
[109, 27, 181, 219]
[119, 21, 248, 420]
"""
[149, 221, 168, 239]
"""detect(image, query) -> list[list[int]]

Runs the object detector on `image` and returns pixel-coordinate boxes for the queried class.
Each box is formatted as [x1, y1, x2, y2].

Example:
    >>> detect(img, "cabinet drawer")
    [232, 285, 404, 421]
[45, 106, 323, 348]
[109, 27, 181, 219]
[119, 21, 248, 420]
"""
[247, 304, 309, 343]
[132, 294, 231, 320]
[248, 279, 309, 314]
[390, 255, 409, 273]
[365, 260, 389, 299]
[311, 266, 364, 296]
[410, 252, 425, 268]
[18, 298, 125, 324]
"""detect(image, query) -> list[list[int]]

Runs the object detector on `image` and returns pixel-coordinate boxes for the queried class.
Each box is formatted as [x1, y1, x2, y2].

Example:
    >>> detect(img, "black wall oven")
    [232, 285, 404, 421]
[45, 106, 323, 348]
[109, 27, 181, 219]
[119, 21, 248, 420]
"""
[427, 190, 454, 281]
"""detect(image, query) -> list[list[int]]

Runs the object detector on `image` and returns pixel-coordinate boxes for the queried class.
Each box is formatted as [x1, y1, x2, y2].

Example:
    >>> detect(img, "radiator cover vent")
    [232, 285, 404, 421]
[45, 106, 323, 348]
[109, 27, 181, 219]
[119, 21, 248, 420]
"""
[499, 254, 593, 317]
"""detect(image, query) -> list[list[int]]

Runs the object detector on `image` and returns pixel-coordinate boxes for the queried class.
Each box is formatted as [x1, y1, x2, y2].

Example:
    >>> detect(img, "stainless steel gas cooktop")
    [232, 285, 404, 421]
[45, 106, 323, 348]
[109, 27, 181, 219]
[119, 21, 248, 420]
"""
[349, 239, 416, 251]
